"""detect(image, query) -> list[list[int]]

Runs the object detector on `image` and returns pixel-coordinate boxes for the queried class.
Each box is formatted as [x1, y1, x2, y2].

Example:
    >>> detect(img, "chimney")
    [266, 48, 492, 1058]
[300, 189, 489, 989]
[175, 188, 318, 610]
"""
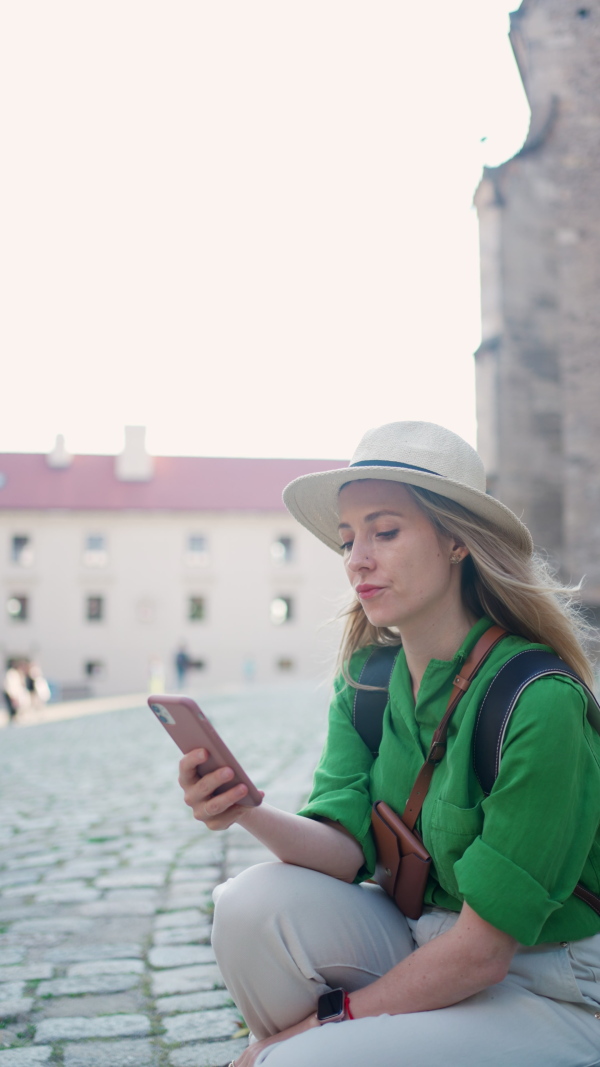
[116, 426, 153, 482]
[47, 434, 72, 469]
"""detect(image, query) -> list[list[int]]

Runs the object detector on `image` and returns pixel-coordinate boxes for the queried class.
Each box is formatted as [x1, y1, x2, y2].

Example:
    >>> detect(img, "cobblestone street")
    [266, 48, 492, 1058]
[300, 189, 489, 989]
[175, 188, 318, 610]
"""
[0, 682, 329, 1067]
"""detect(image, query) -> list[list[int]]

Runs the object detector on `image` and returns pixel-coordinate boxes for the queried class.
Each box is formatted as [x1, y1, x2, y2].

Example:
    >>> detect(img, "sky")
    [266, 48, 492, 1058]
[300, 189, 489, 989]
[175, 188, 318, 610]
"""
[0, 1, 529, 461]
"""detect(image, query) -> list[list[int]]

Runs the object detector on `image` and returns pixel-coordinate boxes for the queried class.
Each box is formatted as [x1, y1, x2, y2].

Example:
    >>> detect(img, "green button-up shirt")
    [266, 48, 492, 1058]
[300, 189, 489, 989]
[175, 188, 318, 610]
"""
[298, 617, 600, 945]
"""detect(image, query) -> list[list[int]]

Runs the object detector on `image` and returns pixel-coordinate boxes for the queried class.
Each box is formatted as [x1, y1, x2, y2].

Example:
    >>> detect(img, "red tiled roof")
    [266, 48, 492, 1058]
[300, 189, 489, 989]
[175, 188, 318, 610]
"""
[0, 453, 347, 511]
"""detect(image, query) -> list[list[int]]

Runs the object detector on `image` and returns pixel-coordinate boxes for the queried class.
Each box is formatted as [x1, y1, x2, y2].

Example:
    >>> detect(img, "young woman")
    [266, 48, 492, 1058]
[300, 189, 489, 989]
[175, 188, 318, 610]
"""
[178, 421, 600, 1067]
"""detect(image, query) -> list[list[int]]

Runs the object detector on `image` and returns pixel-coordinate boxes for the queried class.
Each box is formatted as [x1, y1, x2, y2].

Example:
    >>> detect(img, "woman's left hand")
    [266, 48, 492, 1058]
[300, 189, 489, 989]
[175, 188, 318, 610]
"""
[232, 1012, 319, 1067]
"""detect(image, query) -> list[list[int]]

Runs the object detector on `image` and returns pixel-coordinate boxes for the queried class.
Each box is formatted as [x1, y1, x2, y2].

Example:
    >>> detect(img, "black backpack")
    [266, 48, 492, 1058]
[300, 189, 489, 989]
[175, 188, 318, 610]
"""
[352, 643, 600, 916]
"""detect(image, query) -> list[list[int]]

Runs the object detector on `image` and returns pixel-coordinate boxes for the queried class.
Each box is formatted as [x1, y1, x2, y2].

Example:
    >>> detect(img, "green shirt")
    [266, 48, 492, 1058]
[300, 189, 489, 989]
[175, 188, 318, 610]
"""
[298, 617, 600, 945]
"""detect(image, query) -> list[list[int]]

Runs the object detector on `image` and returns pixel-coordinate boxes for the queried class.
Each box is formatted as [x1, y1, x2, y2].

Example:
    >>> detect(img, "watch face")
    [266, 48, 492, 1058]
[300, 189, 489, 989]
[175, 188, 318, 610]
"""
[317, 988, 345, 1022]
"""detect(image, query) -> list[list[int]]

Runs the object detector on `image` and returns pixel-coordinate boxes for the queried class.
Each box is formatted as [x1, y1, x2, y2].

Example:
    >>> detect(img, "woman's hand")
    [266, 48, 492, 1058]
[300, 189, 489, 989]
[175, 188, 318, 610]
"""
[178, 749, 264, 831]
[232, 1012, 319, 1067]
[179, 752, 362, 880]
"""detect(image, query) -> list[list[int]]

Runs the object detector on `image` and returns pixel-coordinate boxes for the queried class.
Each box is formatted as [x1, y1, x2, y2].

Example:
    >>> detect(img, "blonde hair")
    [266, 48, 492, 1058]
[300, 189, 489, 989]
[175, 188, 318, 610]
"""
[338, 484, 595, 688]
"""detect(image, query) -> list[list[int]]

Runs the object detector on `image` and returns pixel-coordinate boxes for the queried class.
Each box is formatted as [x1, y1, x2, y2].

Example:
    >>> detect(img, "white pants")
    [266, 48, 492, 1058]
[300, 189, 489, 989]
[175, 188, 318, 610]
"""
[212, 862, 600, 1067]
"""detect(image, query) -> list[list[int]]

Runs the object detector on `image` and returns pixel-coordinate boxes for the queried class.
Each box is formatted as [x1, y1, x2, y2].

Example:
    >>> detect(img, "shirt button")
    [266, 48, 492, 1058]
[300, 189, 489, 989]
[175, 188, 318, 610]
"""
[595, 1012, 600, 1020]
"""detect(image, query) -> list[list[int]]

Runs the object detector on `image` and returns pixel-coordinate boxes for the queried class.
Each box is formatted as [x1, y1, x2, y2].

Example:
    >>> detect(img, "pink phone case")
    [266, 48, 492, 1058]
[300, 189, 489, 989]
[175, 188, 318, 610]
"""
[148, 694, 262, 808]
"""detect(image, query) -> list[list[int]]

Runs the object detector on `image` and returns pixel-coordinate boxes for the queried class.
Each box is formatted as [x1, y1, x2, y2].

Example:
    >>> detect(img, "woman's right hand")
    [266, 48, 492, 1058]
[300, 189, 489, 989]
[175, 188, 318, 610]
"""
[179, 756, 362, 879]
[178, 749, 263, 831]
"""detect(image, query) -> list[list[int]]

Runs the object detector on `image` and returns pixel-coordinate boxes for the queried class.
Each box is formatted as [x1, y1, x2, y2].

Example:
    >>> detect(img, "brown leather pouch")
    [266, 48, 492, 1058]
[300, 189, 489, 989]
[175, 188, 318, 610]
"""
[366, 628, 509, 920]
[371, 800, 431, 920]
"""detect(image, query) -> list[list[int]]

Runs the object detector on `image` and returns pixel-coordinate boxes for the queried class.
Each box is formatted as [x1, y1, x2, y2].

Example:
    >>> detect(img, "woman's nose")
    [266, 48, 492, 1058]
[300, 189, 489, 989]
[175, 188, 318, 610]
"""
[346, 540, 373, 572]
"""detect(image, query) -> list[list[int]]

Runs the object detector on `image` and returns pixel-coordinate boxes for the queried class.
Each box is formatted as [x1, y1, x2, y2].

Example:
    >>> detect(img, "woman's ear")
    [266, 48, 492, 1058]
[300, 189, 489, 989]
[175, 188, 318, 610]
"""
[449, 541, 469, 565]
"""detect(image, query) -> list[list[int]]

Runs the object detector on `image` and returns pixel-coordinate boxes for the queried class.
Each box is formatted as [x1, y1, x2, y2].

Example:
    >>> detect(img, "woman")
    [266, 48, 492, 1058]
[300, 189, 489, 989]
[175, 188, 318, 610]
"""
[178, 421, 600, 1066]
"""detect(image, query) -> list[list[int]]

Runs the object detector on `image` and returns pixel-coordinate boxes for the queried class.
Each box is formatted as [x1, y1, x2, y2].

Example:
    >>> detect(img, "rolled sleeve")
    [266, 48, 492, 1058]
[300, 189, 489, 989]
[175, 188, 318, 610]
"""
[455, 676, 600, 944]
[298, 790, 376, 880]
[454, 838, 562, 943]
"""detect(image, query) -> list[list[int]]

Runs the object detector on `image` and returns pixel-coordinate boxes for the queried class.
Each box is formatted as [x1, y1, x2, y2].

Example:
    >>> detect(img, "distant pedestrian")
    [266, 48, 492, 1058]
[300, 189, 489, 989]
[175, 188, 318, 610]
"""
[242, 658, 256, 683]
[3, 659, 29, 722]
[24, 660, 51, 709]
[175, 646, 190, 689]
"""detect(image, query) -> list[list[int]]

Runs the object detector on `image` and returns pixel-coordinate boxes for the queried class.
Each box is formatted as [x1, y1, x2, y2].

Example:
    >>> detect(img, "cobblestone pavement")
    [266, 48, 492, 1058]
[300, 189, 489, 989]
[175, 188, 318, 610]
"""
[0, 682, 329, 1067]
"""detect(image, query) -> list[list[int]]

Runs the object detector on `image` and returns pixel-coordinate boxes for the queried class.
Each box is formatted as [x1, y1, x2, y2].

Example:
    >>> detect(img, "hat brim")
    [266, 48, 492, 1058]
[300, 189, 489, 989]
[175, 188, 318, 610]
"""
[283, 464, 533, 557]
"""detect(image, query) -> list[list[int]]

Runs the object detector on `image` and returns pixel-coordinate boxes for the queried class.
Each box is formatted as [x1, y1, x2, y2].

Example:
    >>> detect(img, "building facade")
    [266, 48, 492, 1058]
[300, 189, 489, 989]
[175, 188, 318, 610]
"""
[0, 430, 350, 696]
[474, 0, 600, 606]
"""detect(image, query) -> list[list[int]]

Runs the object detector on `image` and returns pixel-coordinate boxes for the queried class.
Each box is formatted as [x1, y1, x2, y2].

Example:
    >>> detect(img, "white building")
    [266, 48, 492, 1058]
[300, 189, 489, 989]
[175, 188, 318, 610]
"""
[0, 429, 350, 697]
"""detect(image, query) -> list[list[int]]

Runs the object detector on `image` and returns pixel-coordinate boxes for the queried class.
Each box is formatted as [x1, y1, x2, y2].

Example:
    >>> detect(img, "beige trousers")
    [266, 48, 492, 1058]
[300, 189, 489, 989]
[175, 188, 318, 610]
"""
[212, 862, 600, 1067]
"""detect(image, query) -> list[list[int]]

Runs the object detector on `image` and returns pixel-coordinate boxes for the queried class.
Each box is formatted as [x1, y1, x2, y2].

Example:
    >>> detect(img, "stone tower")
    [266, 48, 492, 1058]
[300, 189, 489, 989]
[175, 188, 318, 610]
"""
[474, 0, 600, 605]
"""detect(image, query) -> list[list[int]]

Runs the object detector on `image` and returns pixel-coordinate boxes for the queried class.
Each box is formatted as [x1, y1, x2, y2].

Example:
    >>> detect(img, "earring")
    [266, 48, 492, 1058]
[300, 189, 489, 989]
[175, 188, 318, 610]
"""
[450, 553, 463, 565]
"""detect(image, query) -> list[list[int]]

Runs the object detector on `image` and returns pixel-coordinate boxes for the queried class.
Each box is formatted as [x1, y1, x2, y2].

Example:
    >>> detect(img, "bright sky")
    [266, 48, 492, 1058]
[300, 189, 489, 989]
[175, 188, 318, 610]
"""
[1, 1, 528, 461]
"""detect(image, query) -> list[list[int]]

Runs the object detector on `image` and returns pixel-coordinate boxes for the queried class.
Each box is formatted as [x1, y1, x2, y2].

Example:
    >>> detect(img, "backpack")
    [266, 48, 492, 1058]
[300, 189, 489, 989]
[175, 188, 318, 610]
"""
[352, 644, 600, 792]
[352, 642, 600, 916]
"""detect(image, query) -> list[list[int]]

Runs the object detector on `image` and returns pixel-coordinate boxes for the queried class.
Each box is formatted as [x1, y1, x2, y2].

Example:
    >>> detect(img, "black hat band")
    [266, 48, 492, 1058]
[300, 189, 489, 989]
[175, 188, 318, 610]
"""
[349, 459, 444, 477]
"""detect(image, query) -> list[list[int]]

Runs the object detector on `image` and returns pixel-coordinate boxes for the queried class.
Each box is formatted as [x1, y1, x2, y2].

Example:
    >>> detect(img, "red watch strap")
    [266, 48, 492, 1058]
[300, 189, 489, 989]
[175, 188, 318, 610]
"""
[344, 992, 354, 1020]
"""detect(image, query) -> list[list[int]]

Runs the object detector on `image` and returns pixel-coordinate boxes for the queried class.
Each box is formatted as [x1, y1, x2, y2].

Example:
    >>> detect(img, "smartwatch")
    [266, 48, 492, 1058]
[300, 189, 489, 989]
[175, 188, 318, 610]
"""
[317, 987, 348, 1024]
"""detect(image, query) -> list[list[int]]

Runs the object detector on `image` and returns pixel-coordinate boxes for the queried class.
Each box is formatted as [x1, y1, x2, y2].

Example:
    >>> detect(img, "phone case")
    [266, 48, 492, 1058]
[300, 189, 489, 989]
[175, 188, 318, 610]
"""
[148, 694, 262, 807]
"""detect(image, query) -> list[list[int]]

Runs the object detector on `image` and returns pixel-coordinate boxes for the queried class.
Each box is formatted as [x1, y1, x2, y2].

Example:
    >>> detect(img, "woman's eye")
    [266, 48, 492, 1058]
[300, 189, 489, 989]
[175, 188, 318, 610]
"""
[376, 529, 399, 541]
[340, 540, 353, 553]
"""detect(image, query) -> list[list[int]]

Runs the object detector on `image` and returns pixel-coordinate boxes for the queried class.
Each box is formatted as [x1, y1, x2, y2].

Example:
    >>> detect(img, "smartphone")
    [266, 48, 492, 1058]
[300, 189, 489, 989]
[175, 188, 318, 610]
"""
[148, 694, 263, 808]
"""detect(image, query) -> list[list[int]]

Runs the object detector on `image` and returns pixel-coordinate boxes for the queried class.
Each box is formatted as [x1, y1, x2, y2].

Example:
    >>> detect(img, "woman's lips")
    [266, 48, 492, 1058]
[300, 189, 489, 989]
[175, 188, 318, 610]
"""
[356, 585, 384, 600]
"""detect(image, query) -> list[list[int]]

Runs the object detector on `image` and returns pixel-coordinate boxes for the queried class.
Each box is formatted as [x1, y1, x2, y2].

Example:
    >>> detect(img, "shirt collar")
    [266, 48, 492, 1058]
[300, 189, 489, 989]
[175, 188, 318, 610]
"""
[452, 616, 495, 666]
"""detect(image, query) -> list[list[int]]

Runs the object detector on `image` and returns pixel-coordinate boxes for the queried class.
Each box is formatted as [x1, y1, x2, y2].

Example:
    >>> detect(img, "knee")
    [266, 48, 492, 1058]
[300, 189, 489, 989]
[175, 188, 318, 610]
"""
[212, 861, 287, 956]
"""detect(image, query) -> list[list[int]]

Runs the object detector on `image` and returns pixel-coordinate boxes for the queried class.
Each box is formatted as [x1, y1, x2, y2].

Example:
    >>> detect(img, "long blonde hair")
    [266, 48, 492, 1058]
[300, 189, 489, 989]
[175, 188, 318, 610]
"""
[338, 484, 595, 688]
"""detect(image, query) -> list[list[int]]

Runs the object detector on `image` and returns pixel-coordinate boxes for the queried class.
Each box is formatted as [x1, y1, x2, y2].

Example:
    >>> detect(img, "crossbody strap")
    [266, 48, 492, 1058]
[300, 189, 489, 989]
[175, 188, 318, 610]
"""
[402, 625, 507, 830]
[351, 625, 508, 824]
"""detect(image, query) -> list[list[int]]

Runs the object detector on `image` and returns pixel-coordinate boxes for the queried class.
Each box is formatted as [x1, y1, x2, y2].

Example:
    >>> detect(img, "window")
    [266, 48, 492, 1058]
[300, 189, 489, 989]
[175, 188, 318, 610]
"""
[270, 596, 293, 625]
[83, 534, 107, 567]
[84, 660, 106, 678]
[185, 535, 209, 566]
[270, 536, 293, 564]
[11, 535, 33, 567]
[276, 657, 295, 672]
[188, 596, 206, 621]
[7, 595, 28, 621]
[86, 596, 104, 622]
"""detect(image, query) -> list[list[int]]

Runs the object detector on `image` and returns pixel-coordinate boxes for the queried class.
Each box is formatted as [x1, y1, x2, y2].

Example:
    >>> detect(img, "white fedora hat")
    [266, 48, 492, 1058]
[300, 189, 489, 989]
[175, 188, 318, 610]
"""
[283, 421, 533, 556]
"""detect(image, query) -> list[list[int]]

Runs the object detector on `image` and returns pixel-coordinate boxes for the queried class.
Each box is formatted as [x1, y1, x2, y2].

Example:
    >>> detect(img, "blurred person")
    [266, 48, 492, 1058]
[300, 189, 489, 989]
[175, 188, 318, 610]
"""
[175, 645, 190, 689]
[24, 660, 51, 709]
[3, 659, 29, 722]
[242, 657, 256, 683]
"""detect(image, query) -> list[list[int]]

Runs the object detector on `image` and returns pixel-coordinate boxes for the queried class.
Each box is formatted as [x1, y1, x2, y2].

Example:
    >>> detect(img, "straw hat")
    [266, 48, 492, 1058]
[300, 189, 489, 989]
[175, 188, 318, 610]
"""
[283, 421, 533, 556]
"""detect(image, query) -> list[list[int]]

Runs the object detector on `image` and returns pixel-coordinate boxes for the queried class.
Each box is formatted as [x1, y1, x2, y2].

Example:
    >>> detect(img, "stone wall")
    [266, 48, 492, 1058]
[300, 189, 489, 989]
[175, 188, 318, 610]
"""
[475, 0, 600, 602]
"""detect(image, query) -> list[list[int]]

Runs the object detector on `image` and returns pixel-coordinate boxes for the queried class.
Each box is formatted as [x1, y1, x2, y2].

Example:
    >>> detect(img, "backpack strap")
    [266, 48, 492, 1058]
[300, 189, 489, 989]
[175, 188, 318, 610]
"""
[352, 645, 401, 756]
[473, 649, 600, 795]
[473, 648, 600, 918]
